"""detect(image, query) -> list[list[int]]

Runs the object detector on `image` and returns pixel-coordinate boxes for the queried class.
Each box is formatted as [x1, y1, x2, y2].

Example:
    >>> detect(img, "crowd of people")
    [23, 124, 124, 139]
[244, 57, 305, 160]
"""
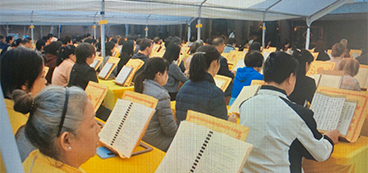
[0, 31, 366, 173]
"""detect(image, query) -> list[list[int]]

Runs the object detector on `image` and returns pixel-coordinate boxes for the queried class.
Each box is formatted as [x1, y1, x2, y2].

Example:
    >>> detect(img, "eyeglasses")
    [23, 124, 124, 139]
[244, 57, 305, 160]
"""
[56, 89, 69, 137]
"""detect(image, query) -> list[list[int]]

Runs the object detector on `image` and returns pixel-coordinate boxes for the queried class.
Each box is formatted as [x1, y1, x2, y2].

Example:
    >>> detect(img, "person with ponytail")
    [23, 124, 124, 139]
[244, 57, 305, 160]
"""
[1, 48, 47, 134]
[13, 86, 100, 172]
[52, 45, 76, 86]
[134, 58, 177, 152]
[175, 45, 230, 125]
[162, 42, 188, 100]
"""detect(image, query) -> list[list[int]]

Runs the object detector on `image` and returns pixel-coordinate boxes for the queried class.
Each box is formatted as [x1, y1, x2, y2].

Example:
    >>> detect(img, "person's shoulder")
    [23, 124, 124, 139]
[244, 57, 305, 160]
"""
[280, 97, 314, 120]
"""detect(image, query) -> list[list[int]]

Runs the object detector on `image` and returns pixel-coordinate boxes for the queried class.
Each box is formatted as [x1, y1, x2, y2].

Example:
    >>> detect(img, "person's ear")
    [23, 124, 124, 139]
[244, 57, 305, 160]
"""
[58, 132, 74, 152]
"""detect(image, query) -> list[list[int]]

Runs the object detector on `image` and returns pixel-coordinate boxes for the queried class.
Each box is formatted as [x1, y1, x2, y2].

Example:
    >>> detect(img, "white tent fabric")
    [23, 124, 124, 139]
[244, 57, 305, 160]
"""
[0, 0, 352, 25]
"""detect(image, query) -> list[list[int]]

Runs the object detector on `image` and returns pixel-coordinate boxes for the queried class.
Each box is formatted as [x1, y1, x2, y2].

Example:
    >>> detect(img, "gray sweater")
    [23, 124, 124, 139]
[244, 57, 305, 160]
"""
[141, 79, 178, 152]
[163, 62, 188, 93]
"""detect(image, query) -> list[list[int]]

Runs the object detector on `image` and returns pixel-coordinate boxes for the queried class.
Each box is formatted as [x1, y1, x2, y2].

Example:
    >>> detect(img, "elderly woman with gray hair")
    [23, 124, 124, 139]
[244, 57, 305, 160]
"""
[13, 86, 100, 172]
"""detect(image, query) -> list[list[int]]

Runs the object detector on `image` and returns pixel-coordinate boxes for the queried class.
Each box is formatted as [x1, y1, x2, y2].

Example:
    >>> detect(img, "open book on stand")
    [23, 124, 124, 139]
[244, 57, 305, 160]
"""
[312, 86, 368, 142]
[114, 59, 144, 87]
[155, 121, 253, 173]
[90, 56, 104, 70]
[98, 57, 120, 80]
[98, 91, 158, 158]
[228, 85, 261, 114]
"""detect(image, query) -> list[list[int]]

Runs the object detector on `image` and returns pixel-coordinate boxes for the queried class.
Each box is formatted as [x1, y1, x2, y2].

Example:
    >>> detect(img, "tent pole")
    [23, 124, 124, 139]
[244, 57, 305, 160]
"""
[305, 18, 311, 50]
[40, 26, 42, 38]
[31, 11, 34, 47]
[101, 0, 106, 58]
[197, 0, 207, 41]
[125, 24, 129, 36]
[262, 22, 266, 50]
[145, 25, 148, 38]
[93, 25, 97, 39]
[6, 25, 9, 36]
[50, 25, 54, 34]
[188, 24, 191, 43]
[58, 25, 61, 38]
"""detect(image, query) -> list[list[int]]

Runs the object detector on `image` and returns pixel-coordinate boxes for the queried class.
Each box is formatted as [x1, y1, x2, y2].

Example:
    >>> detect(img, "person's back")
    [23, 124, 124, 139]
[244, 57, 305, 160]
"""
[176, 46, 228, 125]
[68, 43, 98, 90]
[231, 51, 264, 104]
[134, 58, 177, 152]
[52, 45, 76, 87]
[240, 51, 339, 173]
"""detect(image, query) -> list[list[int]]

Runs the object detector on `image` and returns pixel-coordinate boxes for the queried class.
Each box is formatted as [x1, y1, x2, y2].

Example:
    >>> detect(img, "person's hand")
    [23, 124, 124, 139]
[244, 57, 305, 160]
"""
[324, 129, 342, 144]
[228, 114, 237, 123]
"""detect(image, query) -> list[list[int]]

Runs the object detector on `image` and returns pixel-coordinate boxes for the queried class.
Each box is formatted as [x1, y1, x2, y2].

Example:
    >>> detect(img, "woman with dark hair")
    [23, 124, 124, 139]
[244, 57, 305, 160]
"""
[162, 42, 188, 100]
[101, 41, 117, 76]
[314, 40, 330, 61]
[52, 45, 76, 86]
[239, 51, 340, 173]
[230, 51, 264, 105]
[68, 43, 97, 90]
[43, 41, 62, 83]
[1, 48, 46, 160]
[175, 45, 230, 125]
[288, 49, 316, 106]
[68, 43, 111, 121]
[14, 86, 100, 172]
[134, 58, 177, 152]
[117, 40, 134, 72]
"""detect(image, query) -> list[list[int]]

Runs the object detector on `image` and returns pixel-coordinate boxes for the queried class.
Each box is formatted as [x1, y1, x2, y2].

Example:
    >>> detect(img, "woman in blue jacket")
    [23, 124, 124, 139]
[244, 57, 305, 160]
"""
[175, 45, 229, 125]
[230, 51, 264, 105]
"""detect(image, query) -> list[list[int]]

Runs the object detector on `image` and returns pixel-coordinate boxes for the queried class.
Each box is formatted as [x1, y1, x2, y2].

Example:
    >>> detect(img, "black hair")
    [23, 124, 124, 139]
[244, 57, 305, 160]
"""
[86, 33, 91, 37]
[0, 35, 3, 40]
[170, 36, 182, 45]
[75, 43, 95, 64]
[249, 42, 261, 52]
[105, 41, 115, 56]
[263, 51, 298, 84]
[6, 36, 13, 43]
[1, 48, 44, 98]
[164, 36, 172, 48]
[47, 34, 54, 39]
[292, 49, 314, 76]
[153, 37, 160, 44]
[36, 39, 46, 51]
[12, 39, 22, 47]
[162, 42, 181, 64]
[244, 51, 264, 68]
[61, 35, 72, 45]
[76, 36, 83, 43]
[205, 38, 213, 45]
[136, 38, 143, 45]
[140, 39, 152, 51]
[22, 37, 32, 44]
[190, 36, 196, 42]
[134, 58, 170, 93]
[228, 38, 236, 45]
[211, 38, 224, 47]
[56, 45, 76, 66]
[189, 45, 221, 82]
[118, 37, 125, 45]
[118, 40, 134, 72]
[44, 41, 62, 56]
[83, 38, 94, 44]
[190, 41, 203, 54]
[110, 38, 117, 44]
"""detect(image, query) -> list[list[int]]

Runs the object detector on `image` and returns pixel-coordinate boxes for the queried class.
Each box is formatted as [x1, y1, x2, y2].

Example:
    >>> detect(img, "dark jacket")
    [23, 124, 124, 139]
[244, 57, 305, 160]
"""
[316, 51, 330, 61]
[217, 56, 235, 96]
[288, 75, 316, 106]
[44, 53, 57, 84]
[68, 62, 98, 90]
[175, 73, 228, 125]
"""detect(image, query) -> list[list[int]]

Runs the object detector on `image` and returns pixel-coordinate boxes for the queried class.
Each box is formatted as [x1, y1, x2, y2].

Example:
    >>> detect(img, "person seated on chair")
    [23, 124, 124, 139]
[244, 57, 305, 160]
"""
[15, 86, 100, 173]
[134, 58, 178, 152]
[239, 51, 341, 173]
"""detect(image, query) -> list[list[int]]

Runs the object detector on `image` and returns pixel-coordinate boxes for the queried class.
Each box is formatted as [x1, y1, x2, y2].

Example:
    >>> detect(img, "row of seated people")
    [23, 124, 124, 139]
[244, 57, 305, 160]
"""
[2, 35, 346, 172]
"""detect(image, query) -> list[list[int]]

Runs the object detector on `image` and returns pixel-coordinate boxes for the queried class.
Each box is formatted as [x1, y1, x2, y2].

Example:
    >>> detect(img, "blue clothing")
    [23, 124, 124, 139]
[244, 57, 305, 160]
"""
[231, 67, 263, 99]
[223, 44, 235, 53]
[175, 73, 228, 125]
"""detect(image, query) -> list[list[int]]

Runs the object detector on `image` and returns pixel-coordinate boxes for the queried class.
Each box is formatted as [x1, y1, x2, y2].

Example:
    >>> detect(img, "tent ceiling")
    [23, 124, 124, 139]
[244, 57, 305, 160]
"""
[0, 0, 352, 25]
